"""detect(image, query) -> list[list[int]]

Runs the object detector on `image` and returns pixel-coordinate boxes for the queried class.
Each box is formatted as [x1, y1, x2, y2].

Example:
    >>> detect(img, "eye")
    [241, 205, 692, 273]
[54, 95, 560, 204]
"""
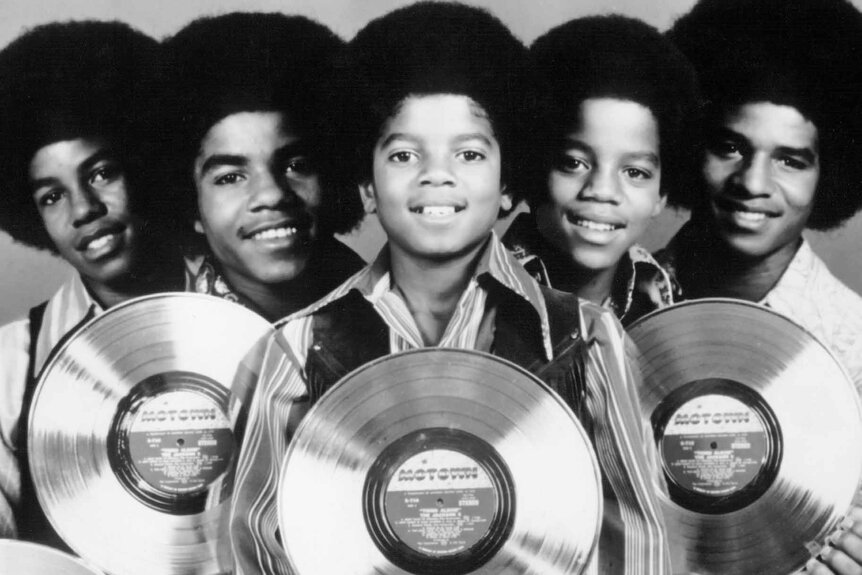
[778, 156, 810, 171]
[36, 188, 64, 207]
[213, 172, 245, 186]
[708, 140, 742, 159]
[555, 154, 589, 174]
[623, 167, 653, 180]
[388, 150, 416, 164]
[285, 156, 313, 176]
[89, 163, 121, 186]
[458, 150, 486, 162]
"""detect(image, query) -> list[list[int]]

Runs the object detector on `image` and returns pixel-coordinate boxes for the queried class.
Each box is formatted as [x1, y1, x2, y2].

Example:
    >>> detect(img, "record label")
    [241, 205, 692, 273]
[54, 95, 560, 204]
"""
[127, 389, 233, 495]
[384, 449, 497, 556]
[660, 395, 768, 496]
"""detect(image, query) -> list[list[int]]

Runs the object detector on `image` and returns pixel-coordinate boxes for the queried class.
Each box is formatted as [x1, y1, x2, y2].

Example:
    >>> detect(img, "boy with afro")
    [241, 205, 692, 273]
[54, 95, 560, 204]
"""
[0, 22, 186, 545]
[231, 3, 670, 573]
[666, 1, 862, 571]
[158, 12, 365, 323]
[665, 0, 862, 391]
[503, 15, 699, 326]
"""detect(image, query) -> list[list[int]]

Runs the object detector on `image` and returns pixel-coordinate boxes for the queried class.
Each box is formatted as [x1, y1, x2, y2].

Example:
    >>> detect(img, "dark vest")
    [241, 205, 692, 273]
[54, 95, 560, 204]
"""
[303, 283, 591, 429]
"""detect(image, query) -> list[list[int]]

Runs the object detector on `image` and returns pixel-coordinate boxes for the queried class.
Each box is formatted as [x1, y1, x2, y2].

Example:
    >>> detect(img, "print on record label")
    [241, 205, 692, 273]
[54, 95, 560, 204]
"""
[384, 449, 497, 556]
[126, 390, 234, 495]
[661, 394, 769, 497]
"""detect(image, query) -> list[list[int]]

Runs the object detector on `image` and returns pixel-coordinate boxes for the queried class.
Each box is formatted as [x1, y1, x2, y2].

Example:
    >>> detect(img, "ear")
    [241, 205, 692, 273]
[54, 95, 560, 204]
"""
[652, 194, 667, 218]
[359, 181, 377, 214]
[194, 219, 205, 234]
[500, 184, 513, 213]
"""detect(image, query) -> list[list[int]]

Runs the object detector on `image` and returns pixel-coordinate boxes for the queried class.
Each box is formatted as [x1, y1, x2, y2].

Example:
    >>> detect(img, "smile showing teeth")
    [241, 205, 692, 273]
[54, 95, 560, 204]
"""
[733, 210, 767, 222]
[251, 226, 296, 240]
[86, 234, 112, 252]
[572, 218, 620, 232]
[412, 206, 458, 217]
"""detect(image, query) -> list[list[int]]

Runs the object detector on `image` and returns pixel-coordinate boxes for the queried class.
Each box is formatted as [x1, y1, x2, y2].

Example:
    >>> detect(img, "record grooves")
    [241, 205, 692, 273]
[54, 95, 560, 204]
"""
[628, 299, 862, 575]
[278, 348, 602, 574]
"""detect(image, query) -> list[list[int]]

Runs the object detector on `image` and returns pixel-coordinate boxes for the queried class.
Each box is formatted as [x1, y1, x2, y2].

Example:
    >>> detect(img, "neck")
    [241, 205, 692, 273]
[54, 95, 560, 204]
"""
[85, 247, 186, 310]
[388, 237, 489, 345]
[542, 247, 619, 306]
[678, 227, 800, 302]
[223, 268, 322, 323]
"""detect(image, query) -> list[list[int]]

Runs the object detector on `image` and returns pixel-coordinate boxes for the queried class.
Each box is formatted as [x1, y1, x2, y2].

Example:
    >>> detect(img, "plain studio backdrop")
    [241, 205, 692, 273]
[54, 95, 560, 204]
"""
[2, 0, 862, 325]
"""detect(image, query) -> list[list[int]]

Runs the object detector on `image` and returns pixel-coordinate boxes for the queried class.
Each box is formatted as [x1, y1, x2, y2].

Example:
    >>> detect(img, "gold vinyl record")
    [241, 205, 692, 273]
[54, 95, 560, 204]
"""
[0, 540, 104, 575]
[28, 293, 274, 575]
[277, 348, 602, 575]
[627, 299, 862, 575]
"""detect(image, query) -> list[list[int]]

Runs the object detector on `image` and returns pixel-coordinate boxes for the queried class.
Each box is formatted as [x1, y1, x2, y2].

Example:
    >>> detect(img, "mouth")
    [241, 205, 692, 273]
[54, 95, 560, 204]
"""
[409, 205, 466, 217]
[712, 197, 777, 226]
[242, 217, 311, 242]
[77, 224, 125, 254]
[565, 214, 625, 232]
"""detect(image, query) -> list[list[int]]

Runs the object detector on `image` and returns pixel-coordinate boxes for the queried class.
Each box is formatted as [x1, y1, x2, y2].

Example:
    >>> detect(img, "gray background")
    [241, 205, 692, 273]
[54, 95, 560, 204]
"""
[2, 0, 861, 324]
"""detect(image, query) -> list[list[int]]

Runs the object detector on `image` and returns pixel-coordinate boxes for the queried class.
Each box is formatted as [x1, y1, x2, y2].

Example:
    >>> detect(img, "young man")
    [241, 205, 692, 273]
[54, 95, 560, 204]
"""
[503, 15, 699, 326]
[158, 13, 366, 323]
[0, 22, 186, 545]
[231, 4, 669, 574]
[666, 0, 862, 572]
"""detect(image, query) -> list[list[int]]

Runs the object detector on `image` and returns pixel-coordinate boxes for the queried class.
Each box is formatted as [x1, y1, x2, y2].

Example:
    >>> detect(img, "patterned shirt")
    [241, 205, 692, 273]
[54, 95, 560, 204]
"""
[659, 224, 862, 391]
[503, 213, 676, 326]
[229, 232, 670, 575]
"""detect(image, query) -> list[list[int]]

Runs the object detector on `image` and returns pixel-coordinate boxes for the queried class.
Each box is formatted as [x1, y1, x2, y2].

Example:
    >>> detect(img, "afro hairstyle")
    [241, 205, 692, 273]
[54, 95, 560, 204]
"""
[525, 15, 701, 210]
[668, 0, 862, 229]
[347, 1, 532, 210]
[157, 12, 364, 242]
[0, 20, 160, 252]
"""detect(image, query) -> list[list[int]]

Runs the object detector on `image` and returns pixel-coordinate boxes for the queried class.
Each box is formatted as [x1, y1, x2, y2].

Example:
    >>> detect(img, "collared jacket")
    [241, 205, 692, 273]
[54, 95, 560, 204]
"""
[503, 213, 675, 326]
[230, 233, 670, 575]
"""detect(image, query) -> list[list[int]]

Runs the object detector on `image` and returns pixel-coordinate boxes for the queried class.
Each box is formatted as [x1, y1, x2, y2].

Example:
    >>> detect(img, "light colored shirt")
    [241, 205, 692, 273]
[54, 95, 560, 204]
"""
[0, 272, 100, 538]
[230, 232, 670, 575]
[759, 240, 862, 390]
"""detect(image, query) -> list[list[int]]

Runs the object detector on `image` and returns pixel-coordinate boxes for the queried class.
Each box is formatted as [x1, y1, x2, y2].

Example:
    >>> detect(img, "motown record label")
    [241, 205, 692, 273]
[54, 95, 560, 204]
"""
[0, 540, 104, 575]
[628, 299, 862, 575]
[277, 348, 602, 574]
[28, 293, 273, 575]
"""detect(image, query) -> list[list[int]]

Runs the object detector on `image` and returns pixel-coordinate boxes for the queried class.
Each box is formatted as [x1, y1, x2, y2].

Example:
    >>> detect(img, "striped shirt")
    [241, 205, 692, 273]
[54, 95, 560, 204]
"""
[230, 232, 670, 575]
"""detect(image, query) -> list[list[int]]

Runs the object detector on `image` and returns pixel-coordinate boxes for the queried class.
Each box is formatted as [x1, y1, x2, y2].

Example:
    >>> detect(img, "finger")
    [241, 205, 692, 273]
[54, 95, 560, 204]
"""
[806, 557, 835, 574]
[819, 545, 862, 575]
[832, 530, 862, 564]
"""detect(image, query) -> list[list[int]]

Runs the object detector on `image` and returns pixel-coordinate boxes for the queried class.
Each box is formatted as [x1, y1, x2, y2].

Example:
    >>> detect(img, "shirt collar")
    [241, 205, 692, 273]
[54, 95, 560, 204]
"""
[290, 231, 554, 359]
[34, 272, 101, 373]
[759, 239, 814, 306]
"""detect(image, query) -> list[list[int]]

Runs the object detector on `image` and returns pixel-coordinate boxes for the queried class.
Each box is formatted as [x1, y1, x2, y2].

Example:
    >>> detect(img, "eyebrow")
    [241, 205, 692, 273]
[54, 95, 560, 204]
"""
[30, 148, 116, 190]
[378, 132, 494, 148]
[199, 154, 248, 176]
[712, 127, 818, 163]
[563, 138, 659, 165]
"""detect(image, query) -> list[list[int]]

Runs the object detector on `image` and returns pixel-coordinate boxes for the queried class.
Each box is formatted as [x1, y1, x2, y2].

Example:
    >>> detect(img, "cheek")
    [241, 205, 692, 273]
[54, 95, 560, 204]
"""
[782, 175, 818, 213]
[702, 156, 731, 194]
[295, 177, 323, 211]
[546, 171, 580, 210]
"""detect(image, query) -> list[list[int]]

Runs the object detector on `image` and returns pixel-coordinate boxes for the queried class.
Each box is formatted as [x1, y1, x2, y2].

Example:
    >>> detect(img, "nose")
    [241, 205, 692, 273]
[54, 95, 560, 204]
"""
[249, 170, 294, 210]
[419, 154, 455, 187]
[70, 185, 107, 227]
[734, 154, 771, 197]
[578, 167, 621, 204]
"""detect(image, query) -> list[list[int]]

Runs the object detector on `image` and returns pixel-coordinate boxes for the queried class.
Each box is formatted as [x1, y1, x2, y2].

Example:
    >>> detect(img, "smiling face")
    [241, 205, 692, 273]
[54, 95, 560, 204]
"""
[362, 94, 511, 263]
[30, 138, 141, 288]
[702, 102, 819, 260]
[535, 98, 665, 273]
[193, 111, 322, 293]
